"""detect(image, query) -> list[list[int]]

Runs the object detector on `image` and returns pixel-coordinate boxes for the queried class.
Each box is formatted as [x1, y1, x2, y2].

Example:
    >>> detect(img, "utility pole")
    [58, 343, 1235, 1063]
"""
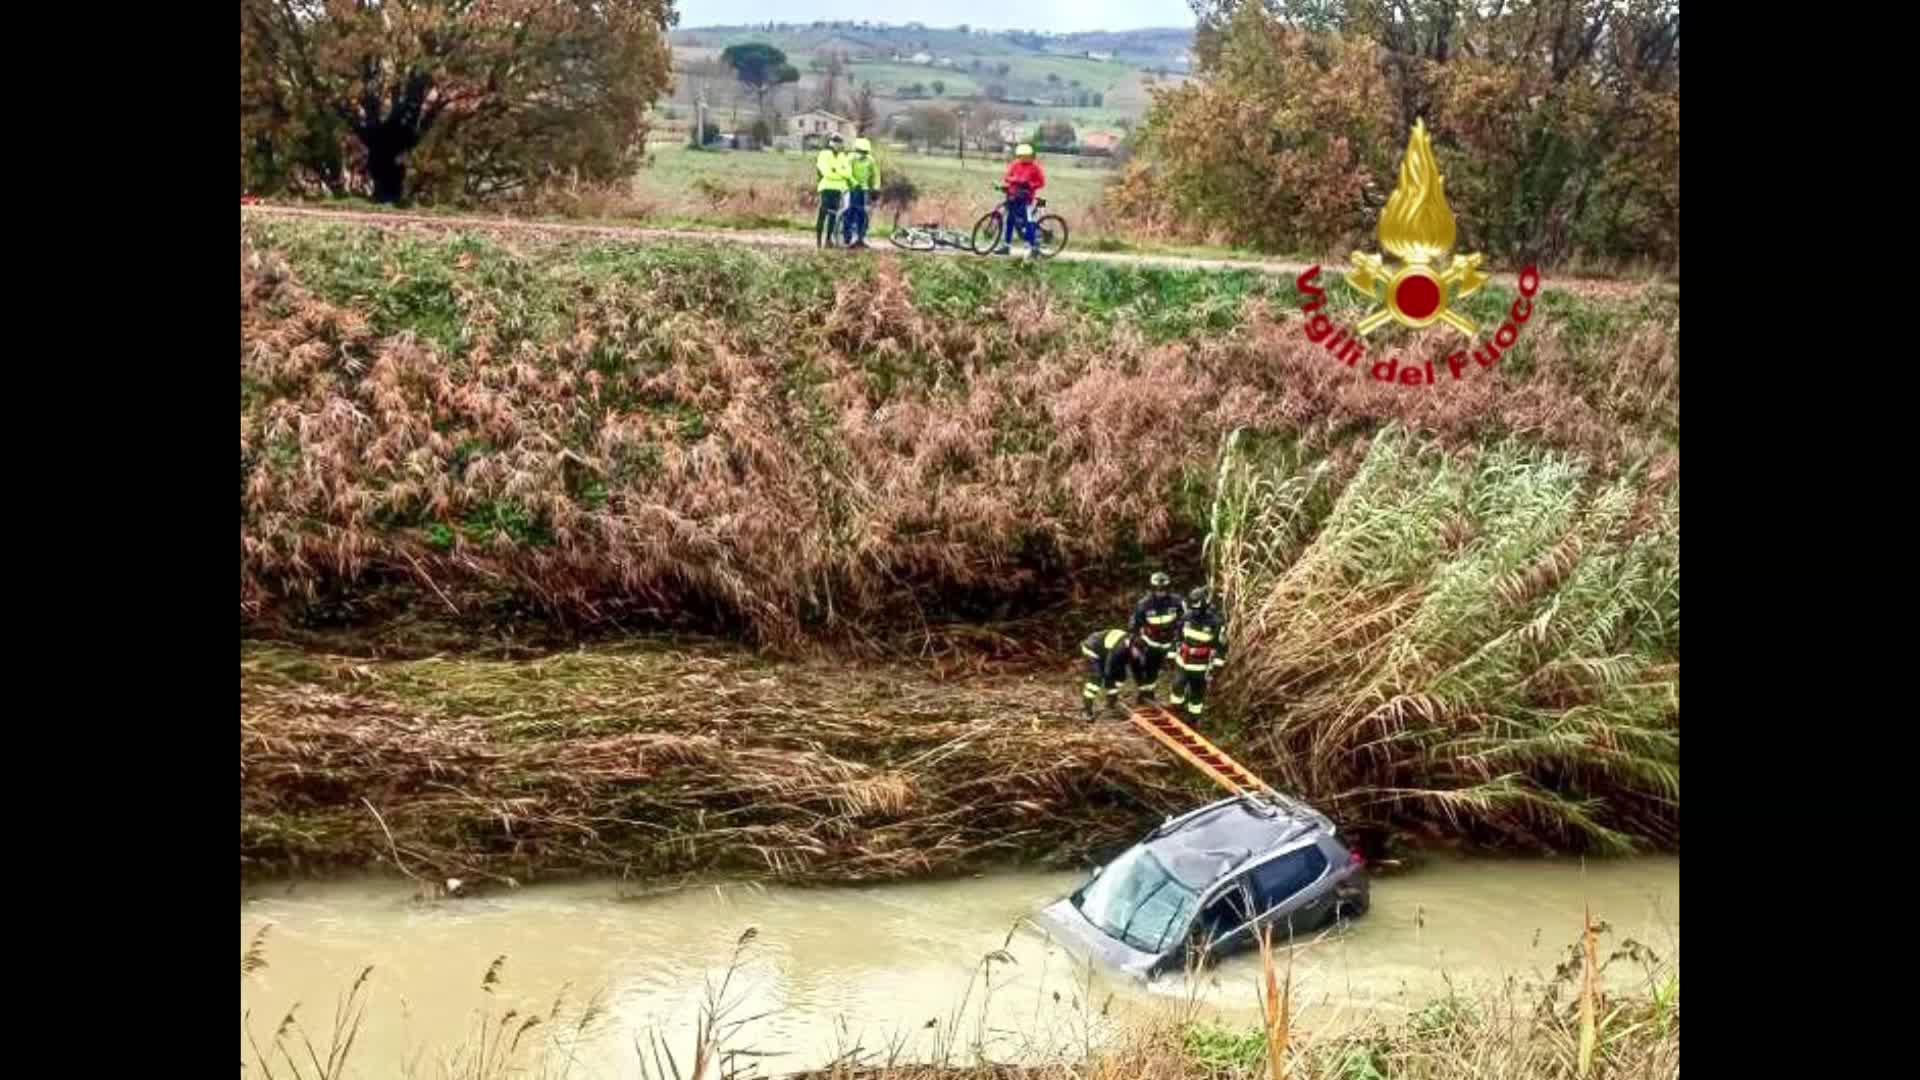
[956, 107, 968, 165]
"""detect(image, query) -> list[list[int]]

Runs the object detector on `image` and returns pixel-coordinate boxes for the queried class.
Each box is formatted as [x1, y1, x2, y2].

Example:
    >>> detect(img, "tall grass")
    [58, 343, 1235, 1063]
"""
[1210, 427, 1679, 851]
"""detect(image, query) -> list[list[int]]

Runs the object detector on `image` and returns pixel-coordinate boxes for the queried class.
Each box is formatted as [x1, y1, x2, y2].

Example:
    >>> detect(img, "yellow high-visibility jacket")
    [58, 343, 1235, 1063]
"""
[815, 149, 851, 193]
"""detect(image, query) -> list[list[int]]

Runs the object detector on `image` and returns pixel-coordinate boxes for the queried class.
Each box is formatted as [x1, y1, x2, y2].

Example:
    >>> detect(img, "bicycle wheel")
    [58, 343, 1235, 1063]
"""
[1031, 214, 1069, 259]
[970, 209, 1006, 254]
[889, 209, 936, 251]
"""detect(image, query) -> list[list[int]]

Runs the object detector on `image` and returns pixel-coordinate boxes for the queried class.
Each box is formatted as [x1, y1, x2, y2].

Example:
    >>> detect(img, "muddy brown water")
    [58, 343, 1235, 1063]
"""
[239, 855, 1677, 1077]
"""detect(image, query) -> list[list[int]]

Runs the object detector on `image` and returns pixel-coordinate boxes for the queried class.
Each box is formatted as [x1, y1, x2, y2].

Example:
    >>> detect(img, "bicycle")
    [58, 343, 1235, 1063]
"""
[888, 206, 976, 252]
[970, 184, 1069, 259]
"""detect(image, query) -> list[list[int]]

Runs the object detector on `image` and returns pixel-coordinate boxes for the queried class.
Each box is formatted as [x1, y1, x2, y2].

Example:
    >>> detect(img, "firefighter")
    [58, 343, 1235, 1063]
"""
[1169, 586, 1228, 723]
[1128, 571, 1185, 704]
[1079, 628, 1143, 721]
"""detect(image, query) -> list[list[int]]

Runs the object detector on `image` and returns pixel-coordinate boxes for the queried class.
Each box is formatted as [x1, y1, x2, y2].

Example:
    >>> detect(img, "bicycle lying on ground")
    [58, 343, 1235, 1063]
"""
[888, 207, 977, 252]
[971, 185, 1069, 259]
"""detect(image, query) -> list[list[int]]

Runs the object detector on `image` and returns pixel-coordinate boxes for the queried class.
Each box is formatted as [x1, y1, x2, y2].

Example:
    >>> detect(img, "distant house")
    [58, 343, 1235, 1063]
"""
[935, 57, 955, 68]
[788, 109, 857, 149]
[910, 51, 933, 65]
[1079, 130, 1124, 155]
[1086, 50, 1114, 61]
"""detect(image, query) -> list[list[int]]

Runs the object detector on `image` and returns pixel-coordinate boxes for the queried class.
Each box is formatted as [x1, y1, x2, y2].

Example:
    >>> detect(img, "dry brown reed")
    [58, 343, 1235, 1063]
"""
[241, 641, 1197, 882]
[240, 218, 1676, 654]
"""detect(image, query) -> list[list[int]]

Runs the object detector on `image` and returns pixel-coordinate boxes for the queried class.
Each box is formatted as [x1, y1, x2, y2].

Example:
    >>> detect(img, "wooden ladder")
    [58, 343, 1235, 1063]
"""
[1128, 704, 1278, 799]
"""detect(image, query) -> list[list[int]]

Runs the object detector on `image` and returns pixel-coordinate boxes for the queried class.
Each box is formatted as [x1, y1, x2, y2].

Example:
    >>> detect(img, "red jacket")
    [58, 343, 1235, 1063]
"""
[1004, 159, 1046, 195]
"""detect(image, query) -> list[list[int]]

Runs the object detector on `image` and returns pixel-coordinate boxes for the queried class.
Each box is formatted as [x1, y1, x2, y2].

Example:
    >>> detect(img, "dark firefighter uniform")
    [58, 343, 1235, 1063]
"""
[1080, 629, 1142, 719]
[1128, 587, 1186, 703]
[1169, 589, 1228, 722]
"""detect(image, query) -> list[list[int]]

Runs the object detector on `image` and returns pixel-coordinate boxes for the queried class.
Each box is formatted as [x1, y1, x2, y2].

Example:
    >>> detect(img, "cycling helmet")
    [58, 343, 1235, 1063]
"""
[853, 137, 873, 153]
[1015, 143, 1034, 158]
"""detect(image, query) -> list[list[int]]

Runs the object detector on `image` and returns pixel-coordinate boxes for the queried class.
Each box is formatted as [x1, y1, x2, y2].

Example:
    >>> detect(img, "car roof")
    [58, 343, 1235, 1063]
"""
[1140, 797, 1329, 891]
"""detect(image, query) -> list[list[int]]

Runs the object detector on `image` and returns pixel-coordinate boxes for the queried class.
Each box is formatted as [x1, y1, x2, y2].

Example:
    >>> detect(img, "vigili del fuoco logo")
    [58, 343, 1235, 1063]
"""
[1295, 120, 1541, 388]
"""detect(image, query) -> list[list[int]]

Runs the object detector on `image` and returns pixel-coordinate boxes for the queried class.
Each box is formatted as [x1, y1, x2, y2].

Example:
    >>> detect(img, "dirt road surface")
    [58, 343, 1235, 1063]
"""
[241, 204, 1667, 298]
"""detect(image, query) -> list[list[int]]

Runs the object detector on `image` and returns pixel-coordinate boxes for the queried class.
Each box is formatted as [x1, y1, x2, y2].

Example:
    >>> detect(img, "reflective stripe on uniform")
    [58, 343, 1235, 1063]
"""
[1103, 629, 1128, 651]
[1183, 625, 1215, 643]
[1146, 613, 1177, 624]
[1186, 702, 1206, 715]
[1083, 682, 1101, 698]
[1177, 659, 1211, 672]
[1081, 646, 1098, 658]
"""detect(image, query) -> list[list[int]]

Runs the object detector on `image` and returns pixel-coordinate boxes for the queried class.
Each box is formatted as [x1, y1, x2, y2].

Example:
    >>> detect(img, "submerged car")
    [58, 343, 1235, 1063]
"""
[1027, 793, 1369, 980]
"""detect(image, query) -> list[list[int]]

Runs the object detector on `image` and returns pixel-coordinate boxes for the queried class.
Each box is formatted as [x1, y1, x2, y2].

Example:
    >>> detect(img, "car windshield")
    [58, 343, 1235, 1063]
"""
[1074, 846, 1200, 954]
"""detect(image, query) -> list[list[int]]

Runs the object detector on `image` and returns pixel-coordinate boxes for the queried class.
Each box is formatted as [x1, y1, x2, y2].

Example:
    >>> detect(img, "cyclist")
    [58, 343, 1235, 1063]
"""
[990, 143, 1046, 256]
[843, 137, 880, 249]
[814, 134, 851, 248]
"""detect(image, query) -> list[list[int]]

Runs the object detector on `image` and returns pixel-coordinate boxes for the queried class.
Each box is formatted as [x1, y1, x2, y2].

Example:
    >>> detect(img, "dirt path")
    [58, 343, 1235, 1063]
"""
[242, 204, 1666, 298]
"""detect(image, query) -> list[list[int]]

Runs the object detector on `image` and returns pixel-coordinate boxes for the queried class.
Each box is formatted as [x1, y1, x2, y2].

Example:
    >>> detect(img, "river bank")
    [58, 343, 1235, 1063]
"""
[241, 217, 1677, 873]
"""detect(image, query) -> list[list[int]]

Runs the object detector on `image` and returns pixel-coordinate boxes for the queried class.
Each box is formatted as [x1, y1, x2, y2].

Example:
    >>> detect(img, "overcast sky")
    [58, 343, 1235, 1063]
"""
[675, 2, 1198, 34]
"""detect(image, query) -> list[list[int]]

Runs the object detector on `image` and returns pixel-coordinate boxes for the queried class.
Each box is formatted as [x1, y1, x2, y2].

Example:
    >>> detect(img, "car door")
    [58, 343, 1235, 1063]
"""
[1177, 872, 1258, 968]
[1245, 843, 1333, 939]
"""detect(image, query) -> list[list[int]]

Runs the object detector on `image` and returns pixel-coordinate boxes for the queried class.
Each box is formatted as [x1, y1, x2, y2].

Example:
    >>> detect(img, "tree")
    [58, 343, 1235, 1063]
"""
[720, 42, 802, 122]
[852, 82, 879, 135]
[984, 81, 1008, 102]
[1046, 72, 1061, 86]
[1126, 1, 1680, 266]
[995, 61, 1012, 77]
[931, 79, 946, 96]
[240, 0, 675, 204]
[904, 105, 958, 150]
[1035, 120, 1076, 151]
[968, 105, 1008, 150]
[815, 49, 849, 114]
[1092, 91, 1104, 107]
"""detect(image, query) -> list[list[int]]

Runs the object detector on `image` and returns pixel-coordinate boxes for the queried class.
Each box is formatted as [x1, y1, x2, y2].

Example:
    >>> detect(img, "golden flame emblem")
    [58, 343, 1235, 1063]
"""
[1345, 120, 1488, 337]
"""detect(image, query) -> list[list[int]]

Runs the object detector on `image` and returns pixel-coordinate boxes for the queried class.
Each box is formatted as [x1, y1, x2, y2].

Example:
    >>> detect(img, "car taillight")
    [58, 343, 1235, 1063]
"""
[1348, 850, 1365, 868]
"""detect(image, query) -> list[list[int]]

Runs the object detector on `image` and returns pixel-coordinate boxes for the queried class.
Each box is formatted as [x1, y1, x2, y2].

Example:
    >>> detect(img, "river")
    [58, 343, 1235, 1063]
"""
[239, 855, 1677, 1077]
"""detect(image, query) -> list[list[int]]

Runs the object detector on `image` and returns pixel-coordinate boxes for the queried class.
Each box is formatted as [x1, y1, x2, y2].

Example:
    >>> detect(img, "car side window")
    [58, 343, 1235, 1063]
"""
[1192, 875, 1254, 947]
[1248, 846, 1329, 912]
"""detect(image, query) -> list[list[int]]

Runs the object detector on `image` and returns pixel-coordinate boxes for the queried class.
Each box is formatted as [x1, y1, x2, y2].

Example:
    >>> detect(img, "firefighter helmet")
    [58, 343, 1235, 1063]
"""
[1150, 572, 1171, 589]
[1187, 586, 1212, 610]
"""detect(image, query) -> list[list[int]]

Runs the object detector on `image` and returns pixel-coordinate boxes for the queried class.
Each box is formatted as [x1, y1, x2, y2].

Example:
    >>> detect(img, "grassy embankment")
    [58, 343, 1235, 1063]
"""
[241, 216, 1678, 883]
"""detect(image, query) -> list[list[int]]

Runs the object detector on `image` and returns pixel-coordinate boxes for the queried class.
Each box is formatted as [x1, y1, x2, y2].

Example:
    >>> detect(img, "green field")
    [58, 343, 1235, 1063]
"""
[670, 23, 1185, 128]
[847, 62, 982, 96]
